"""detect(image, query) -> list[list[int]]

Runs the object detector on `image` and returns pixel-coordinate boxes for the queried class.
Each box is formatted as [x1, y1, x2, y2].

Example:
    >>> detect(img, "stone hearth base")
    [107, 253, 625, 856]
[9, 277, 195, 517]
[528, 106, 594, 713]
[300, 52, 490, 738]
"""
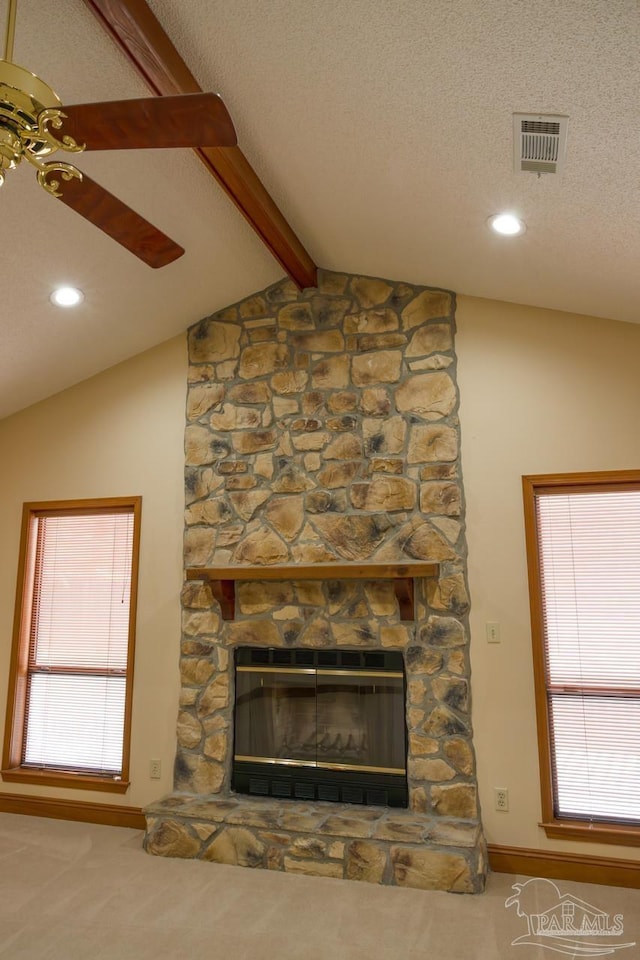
[145, 794, 486, 893]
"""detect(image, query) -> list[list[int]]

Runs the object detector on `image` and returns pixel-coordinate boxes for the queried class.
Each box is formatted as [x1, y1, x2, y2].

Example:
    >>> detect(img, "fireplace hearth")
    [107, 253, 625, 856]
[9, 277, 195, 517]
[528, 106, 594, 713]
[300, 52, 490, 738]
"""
[233, 647, 408, 807]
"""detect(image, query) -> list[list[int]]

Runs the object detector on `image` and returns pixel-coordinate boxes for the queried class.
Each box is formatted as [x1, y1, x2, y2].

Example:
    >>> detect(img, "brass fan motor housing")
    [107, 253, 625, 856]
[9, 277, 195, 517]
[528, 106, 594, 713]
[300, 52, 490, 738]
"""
[0, 60, 83, 192]
[0, 61, 61, 167]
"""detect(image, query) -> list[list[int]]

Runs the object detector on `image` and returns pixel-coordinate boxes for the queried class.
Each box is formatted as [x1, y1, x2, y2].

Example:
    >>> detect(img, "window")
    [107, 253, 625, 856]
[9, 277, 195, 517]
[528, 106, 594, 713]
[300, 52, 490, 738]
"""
[523, 471, 640, 844]
[2, 498, 141, 792]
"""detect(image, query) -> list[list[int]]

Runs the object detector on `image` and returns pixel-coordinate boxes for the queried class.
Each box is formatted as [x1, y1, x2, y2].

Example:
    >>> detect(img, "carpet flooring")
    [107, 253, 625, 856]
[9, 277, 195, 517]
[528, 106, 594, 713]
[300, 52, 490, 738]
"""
[1, 813, 639, 959]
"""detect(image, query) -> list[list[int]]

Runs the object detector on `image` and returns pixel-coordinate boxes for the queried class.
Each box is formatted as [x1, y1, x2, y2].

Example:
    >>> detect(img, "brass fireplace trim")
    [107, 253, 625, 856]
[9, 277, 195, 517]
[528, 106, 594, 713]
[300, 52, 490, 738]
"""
[236, 666, 403, 679]
[234, 755, 406, 775]
[237, 666, 314, 675]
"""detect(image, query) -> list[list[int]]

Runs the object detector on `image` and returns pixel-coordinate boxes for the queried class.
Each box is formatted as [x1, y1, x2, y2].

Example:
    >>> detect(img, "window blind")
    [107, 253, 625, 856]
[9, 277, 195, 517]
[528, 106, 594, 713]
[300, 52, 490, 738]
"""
[536, 489, 640, 825]
[22, 510, 134, 777]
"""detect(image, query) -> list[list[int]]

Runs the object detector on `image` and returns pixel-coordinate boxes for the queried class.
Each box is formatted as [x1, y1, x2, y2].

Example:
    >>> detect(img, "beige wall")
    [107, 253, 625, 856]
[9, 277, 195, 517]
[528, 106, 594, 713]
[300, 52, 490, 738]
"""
[456, 294, 640, 861]
[2, 294, 640, 862]
[0, 336, 186, 808]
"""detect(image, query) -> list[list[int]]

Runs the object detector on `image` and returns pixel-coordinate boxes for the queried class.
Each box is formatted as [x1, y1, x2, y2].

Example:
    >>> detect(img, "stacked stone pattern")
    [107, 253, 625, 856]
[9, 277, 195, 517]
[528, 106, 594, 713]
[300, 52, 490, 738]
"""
[146, 795, 485, 893]
[146, 270, 486, 893]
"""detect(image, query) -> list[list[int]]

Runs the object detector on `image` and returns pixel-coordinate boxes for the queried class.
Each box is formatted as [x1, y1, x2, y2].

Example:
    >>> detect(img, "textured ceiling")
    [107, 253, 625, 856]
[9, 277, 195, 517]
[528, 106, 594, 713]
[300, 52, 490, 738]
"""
[1, 0, 639, 418]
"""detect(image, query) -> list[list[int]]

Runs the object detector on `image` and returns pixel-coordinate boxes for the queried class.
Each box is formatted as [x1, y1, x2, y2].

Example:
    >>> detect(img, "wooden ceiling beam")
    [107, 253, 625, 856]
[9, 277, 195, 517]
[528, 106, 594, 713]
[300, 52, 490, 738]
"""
[81, 0, 318, 290]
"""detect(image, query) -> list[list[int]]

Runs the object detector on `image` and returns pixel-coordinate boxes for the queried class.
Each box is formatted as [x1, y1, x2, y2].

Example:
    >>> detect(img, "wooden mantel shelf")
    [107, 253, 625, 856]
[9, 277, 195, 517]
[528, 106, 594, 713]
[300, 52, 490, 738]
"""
[186, 562, 439, 621]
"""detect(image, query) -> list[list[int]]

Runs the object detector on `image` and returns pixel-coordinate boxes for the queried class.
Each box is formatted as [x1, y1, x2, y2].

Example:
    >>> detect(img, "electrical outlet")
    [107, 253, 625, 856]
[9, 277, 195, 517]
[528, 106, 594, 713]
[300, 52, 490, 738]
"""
[150, 759, 162, 780]
[486, 622, 501, 643]
[494, 787, 509, 811]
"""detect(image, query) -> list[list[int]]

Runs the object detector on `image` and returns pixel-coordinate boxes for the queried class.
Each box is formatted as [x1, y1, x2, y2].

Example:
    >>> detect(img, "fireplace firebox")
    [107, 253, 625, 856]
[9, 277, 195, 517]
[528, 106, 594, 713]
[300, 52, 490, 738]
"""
[232, 647, 408, 807]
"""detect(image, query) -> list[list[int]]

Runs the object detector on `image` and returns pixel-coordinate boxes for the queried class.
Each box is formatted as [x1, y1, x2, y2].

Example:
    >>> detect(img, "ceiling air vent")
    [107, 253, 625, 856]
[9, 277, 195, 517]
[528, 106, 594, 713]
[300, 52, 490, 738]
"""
[513, 113, 568, 175]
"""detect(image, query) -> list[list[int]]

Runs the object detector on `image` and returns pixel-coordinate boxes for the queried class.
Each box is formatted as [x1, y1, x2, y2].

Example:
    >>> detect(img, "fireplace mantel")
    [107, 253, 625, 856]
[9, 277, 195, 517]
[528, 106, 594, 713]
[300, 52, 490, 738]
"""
[186, 562, 440, 621]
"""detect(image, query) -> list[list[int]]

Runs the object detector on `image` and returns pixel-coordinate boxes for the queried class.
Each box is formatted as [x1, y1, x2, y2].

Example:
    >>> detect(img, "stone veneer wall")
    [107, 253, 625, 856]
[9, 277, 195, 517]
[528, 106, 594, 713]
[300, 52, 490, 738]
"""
[145, 270, 487, 892]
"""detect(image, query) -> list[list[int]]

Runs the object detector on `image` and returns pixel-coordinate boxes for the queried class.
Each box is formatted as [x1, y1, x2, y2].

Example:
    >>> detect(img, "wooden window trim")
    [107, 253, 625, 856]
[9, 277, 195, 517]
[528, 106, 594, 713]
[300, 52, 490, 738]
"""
[2, 497, 141, 792]
[0, 769, 130, 792]
[523, 469, 640, 846]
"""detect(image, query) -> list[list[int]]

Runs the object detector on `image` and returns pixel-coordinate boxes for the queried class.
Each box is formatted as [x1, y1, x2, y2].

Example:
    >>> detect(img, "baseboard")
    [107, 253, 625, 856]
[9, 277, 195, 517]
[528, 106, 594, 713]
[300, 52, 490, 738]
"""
[0, 792, 145, 829]
[488, 843, 640, 889]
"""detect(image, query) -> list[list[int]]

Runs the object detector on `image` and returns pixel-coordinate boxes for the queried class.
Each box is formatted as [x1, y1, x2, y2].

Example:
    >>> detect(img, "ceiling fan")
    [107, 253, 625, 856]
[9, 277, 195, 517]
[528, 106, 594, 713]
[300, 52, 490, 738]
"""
[0, 0, 237, 267]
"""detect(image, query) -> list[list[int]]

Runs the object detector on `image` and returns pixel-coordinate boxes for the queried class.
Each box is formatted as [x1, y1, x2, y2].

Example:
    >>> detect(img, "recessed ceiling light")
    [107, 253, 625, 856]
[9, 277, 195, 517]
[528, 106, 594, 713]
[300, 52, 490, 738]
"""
[488, 213, 526, 236]
[50, 286, 84, 308]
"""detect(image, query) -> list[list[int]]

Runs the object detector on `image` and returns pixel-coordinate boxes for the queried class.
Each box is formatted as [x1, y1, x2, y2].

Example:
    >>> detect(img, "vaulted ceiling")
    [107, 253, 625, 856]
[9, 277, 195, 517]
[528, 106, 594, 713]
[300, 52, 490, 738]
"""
[1, 0, 639, 418]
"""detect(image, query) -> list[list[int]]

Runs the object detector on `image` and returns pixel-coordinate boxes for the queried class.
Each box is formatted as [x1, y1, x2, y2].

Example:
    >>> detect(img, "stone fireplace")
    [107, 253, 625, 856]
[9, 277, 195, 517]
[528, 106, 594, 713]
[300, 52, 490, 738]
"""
[144, 270, 487, 893]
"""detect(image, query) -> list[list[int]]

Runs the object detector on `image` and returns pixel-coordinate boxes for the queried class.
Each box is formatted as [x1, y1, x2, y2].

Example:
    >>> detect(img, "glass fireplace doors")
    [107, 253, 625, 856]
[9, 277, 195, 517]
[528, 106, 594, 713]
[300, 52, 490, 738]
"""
[233, 648, 408, 807]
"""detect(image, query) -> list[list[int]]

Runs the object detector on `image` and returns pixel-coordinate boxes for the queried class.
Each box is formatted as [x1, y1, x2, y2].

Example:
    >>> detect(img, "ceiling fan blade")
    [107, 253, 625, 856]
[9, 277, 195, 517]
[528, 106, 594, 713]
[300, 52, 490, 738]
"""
[49, 170, 184, 268]
[59, 92, 237, 151]
[81, 0, 317, 290]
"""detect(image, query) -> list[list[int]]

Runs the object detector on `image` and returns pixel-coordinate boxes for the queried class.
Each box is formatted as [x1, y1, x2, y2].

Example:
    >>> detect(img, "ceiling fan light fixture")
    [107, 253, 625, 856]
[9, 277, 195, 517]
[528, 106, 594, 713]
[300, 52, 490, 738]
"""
[50, 285, 84, 308]
[489, 213, 526, 236]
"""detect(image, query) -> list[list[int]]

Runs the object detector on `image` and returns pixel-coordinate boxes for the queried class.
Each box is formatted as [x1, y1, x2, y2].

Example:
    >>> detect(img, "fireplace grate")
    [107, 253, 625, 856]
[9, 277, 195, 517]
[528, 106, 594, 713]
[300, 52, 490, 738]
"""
[243, 769, 395, 807]
[242, 646, 400, 672]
